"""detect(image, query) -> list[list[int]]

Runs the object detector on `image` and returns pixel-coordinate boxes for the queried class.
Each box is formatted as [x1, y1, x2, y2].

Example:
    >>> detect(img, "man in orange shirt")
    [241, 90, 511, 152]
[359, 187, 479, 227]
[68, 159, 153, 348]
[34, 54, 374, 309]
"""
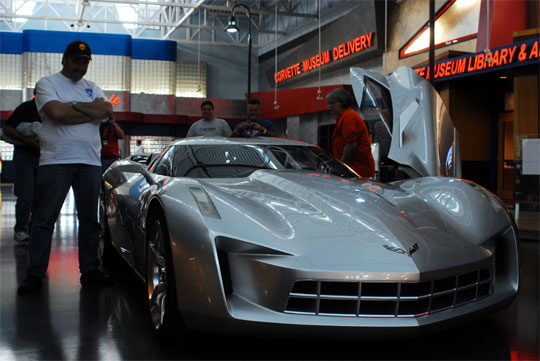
[326, 88, 375, 178]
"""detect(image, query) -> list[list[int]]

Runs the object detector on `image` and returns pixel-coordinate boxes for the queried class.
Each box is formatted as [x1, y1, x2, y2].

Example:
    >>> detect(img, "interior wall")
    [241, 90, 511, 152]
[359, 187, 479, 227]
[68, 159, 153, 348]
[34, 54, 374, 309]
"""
[258, 2, 383, 92]
[528, 0, 540, 29]
[448, 76, 497, 189]
[178, 43, 256, 100]
[449, 81, 492, 161]
[513, 73, 539, 209]
[384, 0, 477, 74]
[0, 90, 22, 111]
[288, 57, 383, 90]
[514, 74, 539, 138]
[130, 94, 174, 114]
[489, 0, 528, 49]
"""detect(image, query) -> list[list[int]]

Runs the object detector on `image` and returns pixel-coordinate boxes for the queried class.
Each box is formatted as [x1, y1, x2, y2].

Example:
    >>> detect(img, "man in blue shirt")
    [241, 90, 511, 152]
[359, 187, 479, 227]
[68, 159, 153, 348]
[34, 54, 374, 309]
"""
[232, 98, 278, 138]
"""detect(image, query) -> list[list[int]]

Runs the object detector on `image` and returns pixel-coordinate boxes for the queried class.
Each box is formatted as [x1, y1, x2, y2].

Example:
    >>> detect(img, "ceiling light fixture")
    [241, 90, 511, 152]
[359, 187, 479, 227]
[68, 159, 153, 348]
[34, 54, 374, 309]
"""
[224, 4, 252, 100]
[225, 15, 239, 33]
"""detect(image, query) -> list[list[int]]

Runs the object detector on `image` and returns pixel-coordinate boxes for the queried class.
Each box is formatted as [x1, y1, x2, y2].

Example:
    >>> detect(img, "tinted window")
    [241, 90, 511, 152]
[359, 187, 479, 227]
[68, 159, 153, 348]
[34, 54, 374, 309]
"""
[266, 145, 355, 177]
[151, 147, 175, 176]
[169, 144, 357, 179]
[173, 145, 269, 178]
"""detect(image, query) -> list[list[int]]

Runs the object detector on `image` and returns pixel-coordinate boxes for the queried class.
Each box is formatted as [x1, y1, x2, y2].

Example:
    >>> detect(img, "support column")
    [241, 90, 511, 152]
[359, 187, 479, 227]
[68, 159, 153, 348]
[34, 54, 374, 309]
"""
[287, 115, 300, 140]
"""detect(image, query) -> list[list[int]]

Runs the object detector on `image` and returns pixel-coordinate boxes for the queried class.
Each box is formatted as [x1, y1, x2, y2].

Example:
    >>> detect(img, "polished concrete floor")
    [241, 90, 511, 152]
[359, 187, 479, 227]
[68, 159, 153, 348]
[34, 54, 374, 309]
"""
[0, 183, 539, 360]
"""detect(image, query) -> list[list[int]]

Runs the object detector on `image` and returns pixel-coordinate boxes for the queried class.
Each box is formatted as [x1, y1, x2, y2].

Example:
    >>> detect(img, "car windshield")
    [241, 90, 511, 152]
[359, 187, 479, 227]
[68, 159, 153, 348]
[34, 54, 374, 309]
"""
[168, 144, 358, 178]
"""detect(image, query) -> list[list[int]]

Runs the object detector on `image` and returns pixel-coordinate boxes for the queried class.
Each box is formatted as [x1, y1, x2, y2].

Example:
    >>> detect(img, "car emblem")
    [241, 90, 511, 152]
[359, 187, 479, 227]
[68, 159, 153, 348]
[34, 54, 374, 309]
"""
[383, 243, 419, 257]
[409, 243, 419, 255]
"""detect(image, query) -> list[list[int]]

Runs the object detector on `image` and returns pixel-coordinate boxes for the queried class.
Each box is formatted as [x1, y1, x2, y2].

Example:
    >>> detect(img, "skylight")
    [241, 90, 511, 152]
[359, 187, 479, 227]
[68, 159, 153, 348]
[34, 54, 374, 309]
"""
[116, 4, 137, 30]
[14, 0, 36, 23]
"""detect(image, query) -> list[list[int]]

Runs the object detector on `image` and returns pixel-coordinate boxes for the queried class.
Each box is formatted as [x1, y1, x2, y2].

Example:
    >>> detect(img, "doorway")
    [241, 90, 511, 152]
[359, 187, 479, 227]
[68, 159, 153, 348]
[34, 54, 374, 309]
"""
[497, 111, 515, 200]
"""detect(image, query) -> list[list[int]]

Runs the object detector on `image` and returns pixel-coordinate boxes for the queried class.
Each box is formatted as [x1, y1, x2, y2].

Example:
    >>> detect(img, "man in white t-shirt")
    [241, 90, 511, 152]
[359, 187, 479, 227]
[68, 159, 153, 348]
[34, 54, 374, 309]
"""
[18, 40, 114, 294]
[134, 139, 145, 154]
[186, 100, 232, 137]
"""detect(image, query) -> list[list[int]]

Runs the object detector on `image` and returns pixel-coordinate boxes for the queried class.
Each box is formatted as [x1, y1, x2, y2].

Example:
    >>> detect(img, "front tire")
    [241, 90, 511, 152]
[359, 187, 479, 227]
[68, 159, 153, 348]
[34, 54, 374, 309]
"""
[146, 210, 182, 339]
[98, 194, 115, 267]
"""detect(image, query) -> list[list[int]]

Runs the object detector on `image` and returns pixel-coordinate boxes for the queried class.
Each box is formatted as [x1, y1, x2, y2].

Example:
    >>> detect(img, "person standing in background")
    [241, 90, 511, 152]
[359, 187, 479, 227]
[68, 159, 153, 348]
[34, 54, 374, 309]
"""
[231, 99, 278, 138]
[18, 40, 114, 294]
[3, 92, 42, 243]
[134, 139, 145, 154]
[186, 100, 232, 137]
[100, 115, 124, 173]
[326, 88, 375, 178]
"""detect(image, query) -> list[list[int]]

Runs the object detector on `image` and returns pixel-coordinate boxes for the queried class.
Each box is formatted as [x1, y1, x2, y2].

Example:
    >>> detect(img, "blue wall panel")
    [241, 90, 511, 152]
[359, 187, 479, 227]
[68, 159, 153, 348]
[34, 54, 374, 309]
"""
[132, 38, 176, 61]
[0, 32, 23, 54]
[21, 30, 131, 56]
[1, 30, 177, 61]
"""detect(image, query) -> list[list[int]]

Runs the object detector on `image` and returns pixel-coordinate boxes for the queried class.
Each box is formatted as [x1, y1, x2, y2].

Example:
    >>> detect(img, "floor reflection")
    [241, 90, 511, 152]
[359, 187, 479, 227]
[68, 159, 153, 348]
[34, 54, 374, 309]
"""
[11, 244, 66, 361]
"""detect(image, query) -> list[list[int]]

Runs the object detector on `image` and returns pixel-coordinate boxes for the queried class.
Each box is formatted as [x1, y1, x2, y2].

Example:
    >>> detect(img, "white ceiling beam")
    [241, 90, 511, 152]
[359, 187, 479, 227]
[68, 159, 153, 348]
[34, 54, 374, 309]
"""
[0, 13, 287, 35]
[89, 0, 317, 19]
[163, 0, 204, 39]
[201, 4, 317, 19]
[0, 0, 330, 46]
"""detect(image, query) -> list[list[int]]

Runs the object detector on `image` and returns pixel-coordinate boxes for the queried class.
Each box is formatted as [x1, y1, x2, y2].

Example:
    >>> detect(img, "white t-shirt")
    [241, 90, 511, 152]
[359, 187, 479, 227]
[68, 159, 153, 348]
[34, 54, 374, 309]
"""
[186, 118, 232, 137]
[135, 145, 145, 154]
[35, 72, 106, 166]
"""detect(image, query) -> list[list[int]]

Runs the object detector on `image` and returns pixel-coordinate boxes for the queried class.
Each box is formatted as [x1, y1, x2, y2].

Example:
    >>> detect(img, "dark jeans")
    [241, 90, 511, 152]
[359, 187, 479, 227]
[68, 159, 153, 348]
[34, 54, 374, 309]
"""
[27, 164, 102, 277]
[13, 147, 39, 233]
[101, 156, 119, 174]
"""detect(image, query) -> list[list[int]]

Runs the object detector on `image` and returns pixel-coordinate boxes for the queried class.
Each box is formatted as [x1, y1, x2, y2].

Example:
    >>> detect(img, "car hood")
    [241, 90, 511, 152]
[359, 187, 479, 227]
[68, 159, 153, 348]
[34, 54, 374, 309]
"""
[190, 170, 492, 274]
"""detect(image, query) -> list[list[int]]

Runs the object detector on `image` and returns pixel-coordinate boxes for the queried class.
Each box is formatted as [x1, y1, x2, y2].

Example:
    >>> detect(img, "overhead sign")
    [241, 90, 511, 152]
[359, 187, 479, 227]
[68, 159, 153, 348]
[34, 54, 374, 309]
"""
[274, 32, 374, 84]
[413, 38, 539, 81]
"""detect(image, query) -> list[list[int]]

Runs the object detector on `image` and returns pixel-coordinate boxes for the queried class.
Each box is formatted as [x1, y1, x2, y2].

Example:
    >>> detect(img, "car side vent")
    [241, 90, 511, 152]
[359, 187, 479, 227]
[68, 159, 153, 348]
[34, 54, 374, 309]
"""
[285, 268, 492, 317]
[217, 250, 233, 295]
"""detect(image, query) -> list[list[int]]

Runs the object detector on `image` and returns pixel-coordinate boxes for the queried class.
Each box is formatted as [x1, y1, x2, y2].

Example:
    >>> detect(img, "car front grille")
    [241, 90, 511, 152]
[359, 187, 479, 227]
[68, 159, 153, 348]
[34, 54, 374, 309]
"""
[285, 268, 491, 317]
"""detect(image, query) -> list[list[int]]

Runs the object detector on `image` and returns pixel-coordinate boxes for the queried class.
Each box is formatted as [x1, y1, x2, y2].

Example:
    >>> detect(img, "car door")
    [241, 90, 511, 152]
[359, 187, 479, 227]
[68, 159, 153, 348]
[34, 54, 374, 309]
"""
[104, 148, 173, 271]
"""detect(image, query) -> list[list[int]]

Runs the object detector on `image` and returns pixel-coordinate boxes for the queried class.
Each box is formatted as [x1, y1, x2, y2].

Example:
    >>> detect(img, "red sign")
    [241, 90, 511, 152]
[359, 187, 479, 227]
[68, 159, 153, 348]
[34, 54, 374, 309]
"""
[110, 93, 121, 105]
[274, 32, 374, 84]
[413, 39, 539, 81]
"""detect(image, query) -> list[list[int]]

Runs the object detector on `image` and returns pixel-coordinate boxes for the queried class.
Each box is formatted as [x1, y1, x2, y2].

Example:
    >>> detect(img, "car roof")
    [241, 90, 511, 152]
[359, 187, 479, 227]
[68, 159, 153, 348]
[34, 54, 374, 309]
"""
[170, 137, 315, 147]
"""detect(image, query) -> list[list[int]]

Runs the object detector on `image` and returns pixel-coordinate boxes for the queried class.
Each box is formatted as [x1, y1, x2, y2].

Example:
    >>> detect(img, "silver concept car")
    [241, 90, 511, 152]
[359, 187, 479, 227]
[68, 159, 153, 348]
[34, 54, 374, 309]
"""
[101, 67, 519, 337]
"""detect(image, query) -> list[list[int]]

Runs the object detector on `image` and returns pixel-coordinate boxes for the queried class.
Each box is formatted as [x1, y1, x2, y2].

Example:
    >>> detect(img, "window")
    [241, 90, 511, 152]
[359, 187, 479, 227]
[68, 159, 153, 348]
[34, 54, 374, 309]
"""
[166, 144, 357, 179]
[152, 146, 175, 176]
[176, 62, 207, 98]
[0, 141, 14, 161]
[173, 144, 268, 178]
[131, 59, 176, 95]
[0, 54, 22, 89]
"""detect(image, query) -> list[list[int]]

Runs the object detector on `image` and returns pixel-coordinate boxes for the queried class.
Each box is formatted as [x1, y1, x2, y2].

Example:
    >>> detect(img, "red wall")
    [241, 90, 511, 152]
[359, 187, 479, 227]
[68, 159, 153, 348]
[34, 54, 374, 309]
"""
[251, 84, 353, 120]
[490, 0, 527, 48]
[477, 0, 528, 52]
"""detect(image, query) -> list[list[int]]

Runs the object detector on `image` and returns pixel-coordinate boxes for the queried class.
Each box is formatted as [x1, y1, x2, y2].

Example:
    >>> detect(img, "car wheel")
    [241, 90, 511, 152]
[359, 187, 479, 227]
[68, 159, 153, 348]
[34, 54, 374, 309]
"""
[146, 211, 182, 339]
[98, 194, 115, 267]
